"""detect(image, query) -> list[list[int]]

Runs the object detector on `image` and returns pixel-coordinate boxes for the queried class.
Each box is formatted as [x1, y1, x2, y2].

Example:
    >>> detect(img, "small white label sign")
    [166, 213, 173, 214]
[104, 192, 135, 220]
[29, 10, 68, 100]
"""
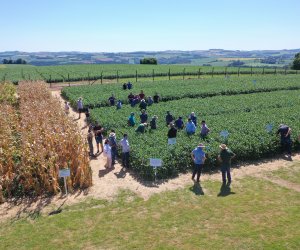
[168, 138, 176, 145]
[150, 158, 162, 167]
[59, 169, 70, 178]
[220, 130, 229, 138]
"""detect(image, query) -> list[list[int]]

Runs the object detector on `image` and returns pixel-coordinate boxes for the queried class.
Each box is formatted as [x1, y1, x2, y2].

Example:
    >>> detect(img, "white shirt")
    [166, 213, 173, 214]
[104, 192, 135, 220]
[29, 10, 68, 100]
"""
[119, 138, 130, 153]
[103, 144, 111, 158]
[77, 100, 83, 109]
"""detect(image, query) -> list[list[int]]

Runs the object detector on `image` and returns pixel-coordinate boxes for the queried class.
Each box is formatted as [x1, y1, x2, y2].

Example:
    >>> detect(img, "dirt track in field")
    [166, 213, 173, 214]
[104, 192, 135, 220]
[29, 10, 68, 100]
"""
[0, 89, 299, 222]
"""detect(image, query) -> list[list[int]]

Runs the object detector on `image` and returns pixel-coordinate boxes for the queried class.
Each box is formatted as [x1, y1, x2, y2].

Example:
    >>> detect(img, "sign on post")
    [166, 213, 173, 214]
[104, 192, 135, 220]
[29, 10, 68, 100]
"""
[265, 124, 273, 133]
[168, 138, 176, 145]
[150, 158, 162, 181]
[59, 169, 70, 195]
[220, 130, 229, 139]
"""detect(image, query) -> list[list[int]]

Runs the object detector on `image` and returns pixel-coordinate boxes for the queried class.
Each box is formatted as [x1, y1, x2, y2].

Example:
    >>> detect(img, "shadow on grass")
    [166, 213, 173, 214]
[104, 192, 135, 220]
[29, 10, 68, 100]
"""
[98, 166, 115, 178]
[189, 182, 205, 196]
[217, 183, 235, 197]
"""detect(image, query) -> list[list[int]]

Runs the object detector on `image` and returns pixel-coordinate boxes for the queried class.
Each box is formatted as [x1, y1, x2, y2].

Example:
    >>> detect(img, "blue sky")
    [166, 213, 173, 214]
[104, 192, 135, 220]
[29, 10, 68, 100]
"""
[1, 0, 299, 52]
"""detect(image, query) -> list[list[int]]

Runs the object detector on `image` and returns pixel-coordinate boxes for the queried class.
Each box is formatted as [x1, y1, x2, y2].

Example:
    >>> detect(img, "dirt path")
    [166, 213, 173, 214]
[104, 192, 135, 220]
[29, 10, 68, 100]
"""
[1, 90, 299, 222]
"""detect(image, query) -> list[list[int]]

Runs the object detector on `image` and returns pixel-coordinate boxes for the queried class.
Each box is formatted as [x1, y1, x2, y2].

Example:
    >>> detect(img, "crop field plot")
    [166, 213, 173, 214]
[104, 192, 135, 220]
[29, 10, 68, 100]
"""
[62, 75, 300, 180]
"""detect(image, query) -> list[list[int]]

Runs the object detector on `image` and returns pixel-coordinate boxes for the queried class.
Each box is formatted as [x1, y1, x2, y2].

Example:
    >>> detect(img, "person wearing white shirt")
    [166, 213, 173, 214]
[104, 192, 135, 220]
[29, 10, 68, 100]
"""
[103, 139, 112, 168]
[119, 134, 130, 168]
[77, 97, 84, 119]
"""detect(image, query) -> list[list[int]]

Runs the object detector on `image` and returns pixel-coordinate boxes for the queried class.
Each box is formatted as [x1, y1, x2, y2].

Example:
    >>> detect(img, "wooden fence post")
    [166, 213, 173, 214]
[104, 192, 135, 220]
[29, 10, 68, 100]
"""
[212, 67, 214, 77]
[183, 68, 185, 80]
[116, 71, 119, 83]
[101, 71, 103, 84]
[238, 67, 240, 77]
[225, 67, 227, 76]
[49, 75, 52, 87]
[285, 68, 287, 75]
[88, 72, 90, 84]
[251, 66, 253, 76]
[168, 68, 171, 80]
[136, 70, 138, 82]
[198, 68, 201, 79]
[274, 67, 276, 75]
[152, 69, 154, 82]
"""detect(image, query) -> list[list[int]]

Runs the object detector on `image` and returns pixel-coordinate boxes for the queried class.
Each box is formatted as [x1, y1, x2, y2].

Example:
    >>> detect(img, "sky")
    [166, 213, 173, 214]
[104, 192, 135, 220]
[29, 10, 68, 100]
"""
[1, 0, 299, 52]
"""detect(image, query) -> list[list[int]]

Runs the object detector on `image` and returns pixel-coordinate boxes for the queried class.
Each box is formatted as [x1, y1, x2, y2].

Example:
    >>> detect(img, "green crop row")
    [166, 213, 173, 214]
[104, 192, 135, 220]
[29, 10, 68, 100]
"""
[62, 75, 300, 108]
[89, 90, 300, 180]
[0, 64, 298, 84]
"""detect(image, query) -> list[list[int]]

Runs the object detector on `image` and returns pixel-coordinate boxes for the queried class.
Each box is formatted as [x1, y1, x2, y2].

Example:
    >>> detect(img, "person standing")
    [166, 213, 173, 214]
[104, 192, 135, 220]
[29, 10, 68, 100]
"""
[108, 131, 117, 165]
[190, 112, 197, 127]
[140, 109, 148, 123]
[87, 128, 94, 157]
[128, 112, 136, 127]
[77, 97, 84, 119]
[103, 139, 112, 168]
[218, 144, 236, 185]
[93, 123, 104, 153]
[200, 120, 210, 139]
[165, 111, 174, 126]
[277, 124, 292, 157]
[122, 83, 127, 90]
[191, 143, 206, 182]
[119, 134, 130, 168]
[139, 99, 147, 110]
[153, 93, 160, 103]
[127, 82, 132, 90]
[175, 116, 184, 129]
[150, 115, 158, 130]
[64, 101, 70, 115]
[186, 118, 196, 135]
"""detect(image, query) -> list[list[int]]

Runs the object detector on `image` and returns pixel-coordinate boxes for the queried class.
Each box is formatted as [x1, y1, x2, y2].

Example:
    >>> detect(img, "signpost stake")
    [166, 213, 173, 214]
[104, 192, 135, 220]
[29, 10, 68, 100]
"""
[64, 176, 68, 195]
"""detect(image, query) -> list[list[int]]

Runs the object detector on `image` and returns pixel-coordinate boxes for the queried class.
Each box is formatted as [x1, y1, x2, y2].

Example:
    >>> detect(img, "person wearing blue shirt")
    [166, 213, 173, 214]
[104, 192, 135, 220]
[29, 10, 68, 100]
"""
[190, 112, 197, 127]
[128, 112, 136, 126]
[191, 143, 206, 182]
[175, 116, 184, 129]
[116, 100, 122, 109]
[140, 109, 148, 123]
[127, 82, 132, 90]
[186, 118, 196, 135]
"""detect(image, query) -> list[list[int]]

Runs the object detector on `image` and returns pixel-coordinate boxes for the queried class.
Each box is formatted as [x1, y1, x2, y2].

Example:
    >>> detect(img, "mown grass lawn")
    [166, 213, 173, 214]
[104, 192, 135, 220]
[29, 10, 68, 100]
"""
[267, 162, 300, 185]
[0, 176, 299, 250]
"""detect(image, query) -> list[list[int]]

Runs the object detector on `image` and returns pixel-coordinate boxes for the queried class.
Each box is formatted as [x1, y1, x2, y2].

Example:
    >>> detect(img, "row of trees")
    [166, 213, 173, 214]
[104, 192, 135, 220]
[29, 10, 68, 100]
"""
[2, 58, 27, 64]
[292, 53, 300, 70]
[140, 57, 157, 65]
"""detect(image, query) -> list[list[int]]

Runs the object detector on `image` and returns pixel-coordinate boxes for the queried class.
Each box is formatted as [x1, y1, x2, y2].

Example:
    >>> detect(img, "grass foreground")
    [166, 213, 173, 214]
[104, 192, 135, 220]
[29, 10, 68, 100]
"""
[0, 165, 300, 250]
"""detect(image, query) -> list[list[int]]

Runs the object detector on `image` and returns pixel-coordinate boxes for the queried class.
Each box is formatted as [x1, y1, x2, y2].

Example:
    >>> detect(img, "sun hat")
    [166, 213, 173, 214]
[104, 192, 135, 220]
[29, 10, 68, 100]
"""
[219, 144, 228, 150]
[198, 143, 205, 148]
[109, 132, 115, 137]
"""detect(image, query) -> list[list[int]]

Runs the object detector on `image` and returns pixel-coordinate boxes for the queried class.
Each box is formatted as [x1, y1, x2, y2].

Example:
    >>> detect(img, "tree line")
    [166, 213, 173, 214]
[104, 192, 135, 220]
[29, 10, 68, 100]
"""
[2, 58, 27, 64]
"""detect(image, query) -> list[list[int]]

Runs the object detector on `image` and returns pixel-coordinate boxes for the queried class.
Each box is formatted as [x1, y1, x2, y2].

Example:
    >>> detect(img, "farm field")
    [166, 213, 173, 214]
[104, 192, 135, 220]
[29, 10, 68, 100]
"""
[1, 170, 299, 249]
[62, 75, 300, 107]
[0, 64, 297, 84]
[60, 74, 300, 180]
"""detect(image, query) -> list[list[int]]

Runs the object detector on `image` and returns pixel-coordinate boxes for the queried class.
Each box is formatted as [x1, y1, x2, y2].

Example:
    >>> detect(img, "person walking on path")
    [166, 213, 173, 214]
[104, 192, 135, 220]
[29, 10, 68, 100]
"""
[77, 97, 84, 119]
[103, 139, 112, 168]
[186, 118, 196, 135]
[277, 124, 292, 158]
[200, 120, 210, 139]
[64, 101, 70, 115]
[218, 144, 236, 185]
[191, 143, 206, 182]
[108, 131, 118, 165]
[93, 123, 104, 153]
[119, 134, 130, 168]
[87, 128, 94, 157]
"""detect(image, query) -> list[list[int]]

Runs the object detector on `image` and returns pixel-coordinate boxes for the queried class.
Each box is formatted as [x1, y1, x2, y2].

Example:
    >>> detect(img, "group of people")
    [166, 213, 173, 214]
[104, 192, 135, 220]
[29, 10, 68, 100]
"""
[74, 92, 293, 185]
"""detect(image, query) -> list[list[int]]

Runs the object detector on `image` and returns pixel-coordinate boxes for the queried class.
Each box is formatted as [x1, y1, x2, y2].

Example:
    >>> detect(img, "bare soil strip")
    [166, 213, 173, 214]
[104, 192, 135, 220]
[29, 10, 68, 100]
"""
[0, 89, 299, 222]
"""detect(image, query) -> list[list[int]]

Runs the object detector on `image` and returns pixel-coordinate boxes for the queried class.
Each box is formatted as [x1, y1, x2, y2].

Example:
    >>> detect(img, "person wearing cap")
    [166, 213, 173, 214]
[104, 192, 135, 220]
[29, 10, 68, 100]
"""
[167, 123, 177, 139]
[200, 120, 210, 139]
[191, 143, 206, 182]
[277, 124, 292, 158]
[190, 112, 197, 127]
[218, 144, 236, 185]
[135, 123, 148, 133]
[186, 118, 196, 135]
[139, 99, 147, 110]
[128, 112, 136, 127]
[150, 116, 158, 130]
[119, 134, 130, 168]
[140, 109, 148, 123]
[165, 111, 174, 126]
[175, 116, 184, 129]
[108, 130, 117, 165]
[77, 97, 84, 119]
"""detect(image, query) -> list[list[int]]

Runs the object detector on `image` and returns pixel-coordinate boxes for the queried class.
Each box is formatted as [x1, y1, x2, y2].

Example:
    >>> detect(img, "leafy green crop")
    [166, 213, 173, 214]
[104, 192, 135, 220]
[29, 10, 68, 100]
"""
[89, 89, 300, 180]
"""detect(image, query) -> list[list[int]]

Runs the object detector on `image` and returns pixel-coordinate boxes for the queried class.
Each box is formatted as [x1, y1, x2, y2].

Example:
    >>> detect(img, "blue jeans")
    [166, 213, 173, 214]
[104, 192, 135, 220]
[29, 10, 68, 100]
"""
[192, 164, 203, 182]
[221, 166, 231, 184]
[122, 152, 130, 168]
[111, 147, 117, 164]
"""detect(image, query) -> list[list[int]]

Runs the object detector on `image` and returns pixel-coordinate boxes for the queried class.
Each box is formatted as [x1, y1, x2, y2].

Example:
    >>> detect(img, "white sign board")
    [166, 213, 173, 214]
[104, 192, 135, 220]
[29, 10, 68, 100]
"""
[59, 169, 70, 178]
[168, 138, 176, 145]
[220, 130, 229, 138]
[252, 80, 257, 85]
[150, 158, 162, 167]
[265, 124, 273, 133]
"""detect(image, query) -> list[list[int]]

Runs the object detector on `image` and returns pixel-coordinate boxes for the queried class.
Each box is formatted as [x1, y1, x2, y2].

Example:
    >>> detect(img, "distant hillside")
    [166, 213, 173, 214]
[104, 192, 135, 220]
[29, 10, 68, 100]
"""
[0, 49, 299, 67]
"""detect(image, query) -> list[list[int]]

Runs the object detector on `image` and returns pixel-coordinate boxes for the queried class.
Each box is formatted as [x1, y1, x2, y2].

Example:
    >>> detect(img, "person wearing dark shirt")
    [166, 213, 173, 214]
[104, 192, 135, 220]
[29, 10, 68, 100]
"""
[122, 83, 127, 90]
[140, 109, 148, 123]
[175, 116, 184, 129]
[218, 144, 236, 185]
[136, 123, 147, 133]
[150, 115, 158, 129]
[165, 111, 174, 126]
[153, 93, 160, 103]
[93, 123, 104, 153]
[139, 99, 147, 110]
[277, 124, 292, 157]
[139, 90, 145, 100]
[108, 94, 116, 106]
[127, 82, 132, 90]
[128, 92, 134, 104]
[167, 123, 177, 139]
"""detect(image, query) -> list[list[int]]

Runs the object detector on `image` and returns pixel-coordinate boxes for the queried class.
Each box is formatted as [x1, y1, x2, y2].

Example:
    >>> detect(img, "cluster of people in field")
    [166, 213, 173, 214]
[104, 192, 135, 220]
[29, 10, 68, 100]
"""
[74, 87, 293, 185]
